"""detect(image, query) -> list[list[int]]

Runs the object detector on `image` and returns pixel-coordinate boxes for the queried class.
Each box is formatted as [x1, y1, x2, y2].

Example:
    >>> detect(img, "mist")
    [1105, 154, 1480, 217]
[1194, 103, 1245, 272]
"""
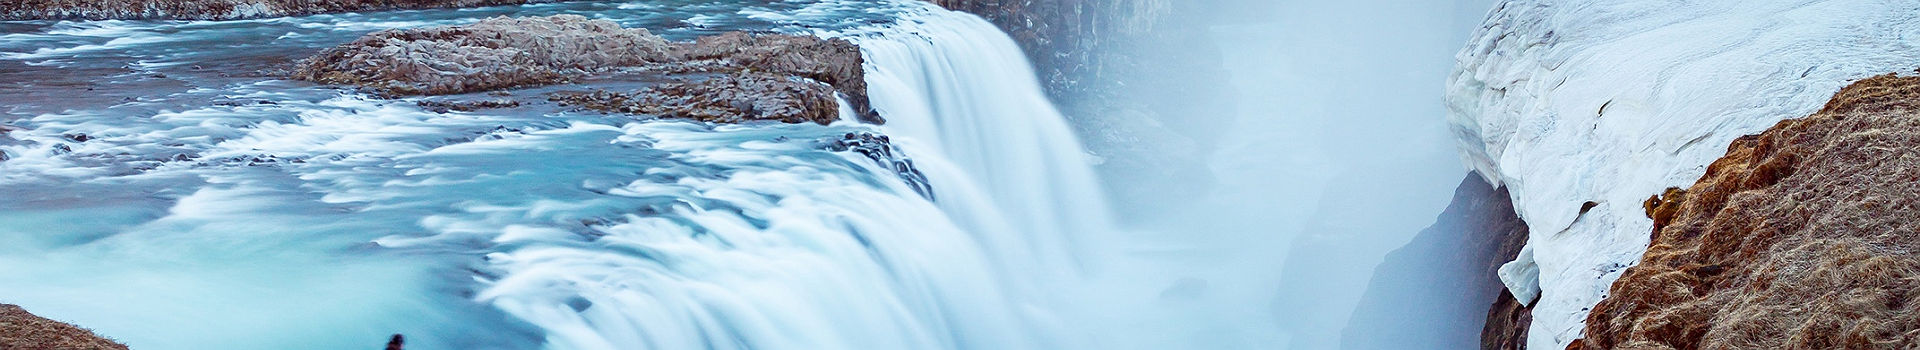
[1100, 0, 1501, 348]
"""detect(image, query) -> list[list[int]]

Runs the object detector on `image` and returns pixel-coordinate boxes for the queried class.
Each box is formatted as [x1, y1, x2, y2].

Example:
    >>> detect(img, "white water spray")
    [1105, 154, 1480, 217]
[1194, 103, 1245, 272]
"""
[471, 2, 1119, 349]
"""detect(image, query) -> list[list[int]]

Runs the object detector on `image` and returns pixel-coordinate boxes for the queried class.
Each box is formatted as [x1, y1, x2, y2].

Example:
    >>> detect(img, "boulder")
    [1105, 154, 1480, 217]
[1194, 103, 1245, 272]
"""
[293, 15, 880, 124]
[293, 15, 671, 96]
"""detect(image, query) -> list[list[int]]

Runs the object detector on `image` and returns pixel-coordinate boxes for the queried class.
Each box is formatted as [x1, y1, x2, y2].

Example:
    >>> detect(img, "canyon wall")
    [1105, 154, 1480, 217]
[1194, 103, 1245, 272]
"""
[1448, 0, 1920, 348]
[1339, 174, 1529, 350]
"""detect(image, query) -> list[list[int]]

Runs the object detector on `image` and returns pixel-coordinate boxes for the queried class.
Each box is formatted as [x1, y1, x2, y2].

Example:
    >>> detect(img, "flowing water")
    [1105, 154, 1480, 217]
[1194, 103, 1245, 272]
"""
[0, 1, 1133, 349]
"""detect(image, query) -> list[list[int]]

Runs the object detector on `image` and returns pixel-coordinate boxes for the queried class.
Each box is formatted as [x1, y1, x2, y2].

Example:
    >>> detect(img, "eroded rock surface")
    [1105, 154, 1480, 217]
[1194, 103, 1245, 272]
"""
[293, 15, 671, 96]
[0, 0, 545, 20]
[0, 304, 125, 350]
[672, 32, 876, 122]
[553, 73, 839, 125]
[293, 15, 878, 124]
[1576, 74, 1920, 349]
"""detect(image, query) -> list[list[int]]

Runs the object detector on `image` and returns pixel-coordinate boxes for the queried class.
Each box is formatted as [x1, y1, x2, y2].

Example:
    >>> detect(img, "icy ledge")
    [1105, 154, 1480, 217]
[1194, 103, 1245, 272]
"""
[1446, 0, 1920, 348]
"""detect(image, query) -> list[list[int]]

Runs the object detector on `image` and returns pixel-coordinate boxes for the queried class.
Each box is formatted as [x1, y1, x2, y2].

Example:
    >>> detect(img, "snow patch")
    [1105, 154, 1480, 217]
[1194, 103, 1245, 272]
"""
[1448, 0, 1920, 348]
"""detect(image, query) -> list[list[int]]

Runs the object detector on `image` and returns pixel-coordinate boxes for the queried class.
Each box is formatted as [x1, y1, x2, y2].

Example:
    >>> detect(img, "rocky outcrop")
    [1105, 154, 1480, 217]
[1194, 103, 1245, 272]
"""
[293, 15, 671, 96]
[552, 73, 840, 125]
[1, 304, 125, 350]
[1484, 287, 1534, 350]
[293, 15, 879, 124]
[1338, 174, 1531, 350]
[1574, 74, 1920, 349]
[672, 32, 875, 122]
[0, 0, 548, 20]
[1446, 2, 1920, 347]
[827, 132, 935, 200]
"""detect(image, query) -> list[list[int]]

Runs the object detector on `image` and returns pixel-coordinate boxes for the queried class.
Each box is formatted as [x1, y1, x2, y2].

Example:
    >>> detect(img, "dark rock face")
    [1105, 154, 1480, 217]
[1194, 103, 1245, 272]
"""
[925, 0, 1167, 99]
[827, 132, 935, 200]
[1576, 74, 1920, 349]
[553, 73, 840, 125]
[0, 304, 126, 350]
[1484, 265, 1534, 349]
[1336, 174, 1530, 350]
[293, 15, 877, 125]
[417, 99, 520, 114]
[672, 32, 878, 123]
[0, 0, 548, 20]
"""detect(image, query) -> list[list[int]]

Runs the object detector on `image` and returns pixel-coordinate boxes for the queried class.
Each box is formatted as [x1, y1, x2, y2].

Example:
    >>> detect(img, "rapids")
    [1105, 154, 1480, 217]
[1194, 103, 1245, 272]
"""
[0, 1, 1134, 349]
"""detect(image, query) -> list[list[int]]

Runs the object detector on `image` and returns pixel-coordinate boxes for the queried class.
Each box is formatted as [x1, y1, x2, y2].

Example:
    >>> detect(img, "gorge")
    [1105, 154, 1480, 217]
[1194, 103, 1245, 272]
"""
[6, 1, 1920, 349]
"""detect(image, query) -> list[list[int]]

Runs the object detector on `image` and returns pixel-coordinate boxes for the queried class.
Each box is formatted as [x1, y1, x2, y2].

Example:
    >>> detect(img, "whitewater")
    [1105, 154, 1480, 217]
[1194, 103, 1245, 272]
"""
[0, 1, 1229, 349]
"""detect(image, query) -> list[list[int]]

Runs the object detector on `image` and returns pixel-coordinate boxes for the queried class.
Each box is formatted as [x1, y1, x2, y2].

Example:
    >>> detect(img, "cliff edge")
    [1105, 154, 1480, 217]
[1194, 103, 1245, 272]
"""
[1576, 74, 1920, 349]
[1447, 1, 1920, 347]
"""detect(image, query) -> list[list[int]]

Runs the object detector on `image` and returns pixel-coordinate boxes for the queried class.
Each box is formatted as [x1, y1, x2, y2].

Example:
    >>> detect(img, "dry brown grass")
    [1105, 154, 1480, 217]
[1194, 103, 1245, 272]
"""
[1577, 74, 1920, 349]
[0, 304, 126, 350]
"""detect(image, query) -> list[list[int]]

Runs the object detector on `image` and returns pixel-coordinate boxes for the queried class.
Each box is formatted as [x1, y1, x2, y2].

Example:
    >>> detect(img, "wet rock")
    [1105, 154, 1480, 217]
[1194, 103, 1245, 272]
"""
[417, 99, 520, 114]
[293, 15, 672, 96]
[0, 303, 127, 350]
[293, 15, 878, 125]
[668, 32, 879, 123]
[553, 73, 838, 125]
[0, 0, 550, 21]
[1575, 74, 1920, 349]
[826, 132, 934, 200]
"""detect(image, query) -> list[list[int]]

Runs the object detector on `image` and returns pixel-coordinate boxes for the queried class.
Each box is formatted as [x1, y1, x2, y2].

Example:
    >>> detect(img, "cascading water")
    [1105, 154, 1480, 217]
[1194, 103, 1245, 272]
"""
[847, 5, 1118, 281]
[0, 1, 1119, 349]
[472, 3, 1120, 348]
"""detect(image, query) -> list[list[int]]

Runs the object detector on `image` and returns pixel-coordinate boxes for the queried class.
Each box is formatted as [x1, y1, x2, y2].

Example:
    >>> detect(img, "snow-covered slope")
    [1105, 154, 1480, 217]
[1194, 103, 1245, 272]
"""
[1447, 1, 1920, 348]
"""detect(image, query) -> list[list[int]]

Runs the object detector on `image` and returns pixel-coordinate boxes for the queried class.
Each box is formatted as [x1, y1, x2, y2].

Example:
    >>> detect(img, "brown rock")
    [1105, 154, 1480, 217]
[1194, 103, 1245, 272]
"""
[0, 0, 550, 21]
[1575, 74, 1920, 349]
[554, 73, 840, 125]
[1485, 286, 1534, 350]
[293, 15, 671, 96]
[670, 32, 879, 123]
[293, 16, 878, 124]
[0, 304, 126, 350]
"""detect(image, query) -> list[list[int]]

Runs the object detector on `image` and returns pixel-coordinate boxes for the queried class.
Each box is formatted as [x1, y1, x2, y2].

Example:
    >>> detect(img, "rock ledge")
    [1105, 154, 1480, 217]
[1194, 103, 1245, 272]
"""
[293, 15, 880, 125]
[1578, 74, 1920, 349]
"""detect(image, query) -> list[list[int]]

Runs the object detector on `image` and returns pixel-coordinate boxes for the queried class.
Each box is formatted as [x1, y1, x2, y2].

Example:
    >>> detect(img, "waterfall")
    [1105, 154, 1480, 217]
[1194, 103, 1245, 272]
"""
[0, 2, 1117, 349]
[842, 0, 1118, 307]
[473, 3, 1117, 349]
